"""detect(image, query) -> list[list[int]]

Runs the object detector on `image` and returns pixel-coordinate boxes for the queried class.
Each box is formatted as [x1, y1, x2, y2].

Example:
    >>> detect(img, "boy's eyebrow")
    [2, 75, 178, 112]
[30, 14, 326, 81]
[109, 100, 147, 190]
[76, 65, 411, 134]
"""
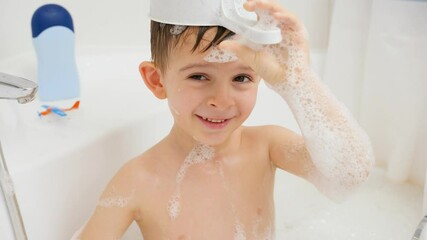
[179, 63, 255, 72]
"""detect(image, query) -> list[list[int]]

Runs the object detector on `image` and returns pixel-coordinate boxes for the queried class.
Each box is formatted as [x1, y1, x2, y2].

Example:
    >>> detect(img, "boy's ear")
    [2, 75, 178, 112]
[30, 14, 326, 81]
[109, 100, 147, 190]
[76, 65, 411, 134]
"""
[139, 61, 167, 99]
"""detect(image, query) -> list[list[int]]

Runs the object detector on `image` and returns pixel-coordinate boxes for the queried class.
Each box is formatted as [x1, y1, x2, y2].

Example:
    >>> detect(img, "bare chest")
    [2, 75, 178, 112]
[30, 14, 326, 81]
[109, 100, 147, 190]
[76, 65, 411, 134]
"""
[139, 155, 276, 240]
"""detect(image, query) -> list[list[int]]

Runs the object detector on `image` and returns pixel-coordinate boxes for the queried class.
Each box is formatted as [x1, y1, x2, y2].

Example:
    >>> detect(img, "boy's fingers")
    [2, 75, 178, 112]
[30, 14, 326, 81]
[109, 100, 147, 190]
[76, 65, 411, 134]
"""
[219, 40, 260, 71]
[244, 0, 299, 31]
[245, 0, 288, 14]
[243, 1, 256, 11]
[220, 40, 282, 83]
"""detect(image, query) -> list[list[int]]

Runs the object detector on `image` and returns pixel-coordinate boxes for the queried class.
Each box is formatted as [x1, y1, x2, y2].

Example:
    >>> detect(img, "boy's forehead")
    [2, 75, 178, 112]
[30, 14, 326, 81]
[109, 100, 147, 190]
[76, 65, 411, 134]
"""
[166, 26, 253, 71]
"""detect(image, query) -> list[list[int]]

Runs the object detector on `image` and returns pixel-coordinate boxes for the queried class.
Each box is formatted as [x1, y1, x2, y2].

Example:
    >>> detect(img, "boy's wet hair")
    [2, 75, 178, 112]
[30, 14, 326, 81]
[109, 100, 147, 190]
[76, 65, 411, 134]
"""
[150, 21, 235, 71]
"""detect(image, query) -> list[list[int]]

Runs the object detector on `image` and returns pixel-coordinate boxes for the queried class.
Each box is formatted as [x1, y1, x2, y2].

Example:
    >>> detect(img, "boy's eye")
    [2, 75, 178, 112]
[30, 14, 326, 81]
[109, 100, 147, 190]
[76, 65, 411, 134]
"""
[234, 75, 252, 83]
[189, 74, 208, 81]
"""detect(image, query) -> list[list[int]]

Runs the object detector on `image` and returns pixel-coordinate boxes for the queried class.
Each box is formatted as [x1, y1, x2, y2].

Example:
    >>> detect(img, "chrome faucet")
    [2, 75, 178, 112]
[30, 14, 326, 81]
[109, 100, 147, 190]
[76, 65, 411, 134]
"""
[0, 72, 38, 104]
[0, 72, 35, 240]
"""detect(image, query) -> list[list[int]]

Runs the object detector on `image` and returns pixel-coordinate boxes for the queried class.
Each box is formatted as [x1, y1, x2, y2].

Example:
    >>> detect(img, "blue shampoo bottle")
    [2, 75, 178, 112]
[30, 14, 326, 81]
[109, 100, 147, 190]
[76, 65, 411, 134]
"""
[31, 4, 80, 101]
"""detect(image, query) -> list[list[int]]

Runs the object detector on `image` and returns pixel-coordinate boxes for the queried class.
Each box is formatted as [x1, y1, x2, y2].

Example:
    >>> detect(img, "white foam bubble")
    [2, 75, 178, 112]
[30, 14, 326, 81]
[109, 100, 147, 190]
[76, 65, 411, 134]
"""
[204, 9, 280, 64]
[97, 196, 130, 208]
[234, 221, 247, 240]
[167, 192, 181, 220]
[176, 143, 214, 183]
[97, 187, 134, 208]
[227, 8, 376, 201]
[186, 143, 215, 164]
[167, 143, 215, 219]
[204, 46, 238, 63]
[254, 9, 279, 31]
[170, 25, 186, 35]
[269, 68, 374, 201]
[266, 45, 374, 201]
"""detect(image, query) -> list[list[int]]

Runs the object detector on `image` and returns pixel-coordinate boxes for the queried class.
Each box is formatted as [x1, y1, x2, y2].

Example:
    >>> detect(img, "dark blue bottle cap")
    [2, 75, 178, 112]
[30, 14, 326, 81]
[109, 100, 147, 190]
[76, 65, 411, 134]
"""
[31, 4, 74, 38]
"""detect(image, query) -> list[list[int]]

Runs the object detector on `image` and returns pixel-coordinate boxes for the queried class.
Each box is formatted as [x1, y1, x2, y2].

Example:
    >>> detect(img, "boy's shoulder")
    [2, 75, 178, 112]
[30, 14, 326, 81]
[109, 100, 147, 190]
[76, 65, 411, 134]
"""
[116, 138, 185, 184]
[118, 142, 169, 180]
[107, 142, 174, 201]
[242, 124, 294, 139]
[242, 124, 300, 150]
[115, 125, 296, 183]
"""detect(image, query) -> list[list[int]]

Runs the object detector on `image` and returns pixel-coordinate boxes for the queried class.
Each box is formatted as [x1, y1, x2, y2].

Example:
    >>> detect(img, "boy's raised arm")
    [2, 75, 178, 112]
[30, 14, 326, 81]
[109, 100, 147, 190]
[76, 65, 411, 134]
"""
[221, 0, 375, 202]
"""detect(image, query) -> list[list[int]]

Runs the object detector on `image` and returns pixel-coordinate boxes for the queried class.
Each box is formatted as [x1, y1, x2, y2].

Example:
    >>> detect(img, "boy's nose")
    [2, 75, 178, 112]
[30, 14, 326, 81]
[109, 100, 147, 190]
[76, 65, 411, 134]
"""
[206, 84, 235, 110]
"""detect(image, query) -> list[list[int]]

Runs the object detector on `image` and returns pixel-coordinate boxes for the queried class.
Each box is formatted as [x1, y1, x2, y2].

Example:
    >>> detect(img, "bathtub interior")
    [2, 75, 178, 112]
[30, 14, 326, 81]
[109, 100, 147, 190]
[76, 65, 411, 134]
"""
[0, 46, 173, 239]
[0, 46, 422, 239]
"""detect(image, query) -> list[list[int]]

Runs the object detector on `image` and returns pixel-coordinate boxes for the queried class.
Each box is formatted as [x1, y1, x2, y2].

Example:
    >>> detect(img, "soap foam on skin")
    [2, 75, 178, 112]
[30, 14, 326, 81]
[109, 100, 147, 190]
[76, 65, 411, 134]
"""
[204, 9, 278, 63]
[206, 8, 374, 202]
[251, 216, 274, 240]
[215, 160, 248, 240]
[167, 143, 215, 219]
[167, 193, 181, 220]
[266, 34, 374, 201]
[170, 25, 187, 35]
[166, 9, 373, 236]
[261, 11, 374, 201]
[166, 144, 273, 239]
[216, 159, 274, 240]
[234, 221, 247, 240]
[204, 46, 239, 63]
[254, 9, 279, 31]
[97, 196, 131, 208]
[97, 187, 135, 208]
[71, 186, 132, 239]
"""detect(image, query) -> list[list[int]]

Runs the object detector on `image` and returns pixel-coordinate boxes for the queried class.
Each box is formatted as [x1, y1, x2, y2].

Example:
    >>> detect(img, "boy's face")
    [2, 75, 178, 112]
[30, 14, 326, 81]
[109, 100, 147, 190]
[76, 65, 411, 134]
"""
[160, 28, 261, 146]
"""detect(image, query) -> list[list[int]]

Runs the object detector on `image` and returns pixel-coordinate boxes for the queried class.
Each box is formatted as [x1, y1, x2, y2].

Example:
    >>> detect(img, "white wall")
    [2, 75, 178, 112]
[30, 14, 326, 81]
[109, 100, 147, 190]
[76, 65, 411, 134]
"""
[0, 0, 331, 61]
[279, 0, 332, 50]
[0, 0, 151, 61]
[323, 0, 427, 186]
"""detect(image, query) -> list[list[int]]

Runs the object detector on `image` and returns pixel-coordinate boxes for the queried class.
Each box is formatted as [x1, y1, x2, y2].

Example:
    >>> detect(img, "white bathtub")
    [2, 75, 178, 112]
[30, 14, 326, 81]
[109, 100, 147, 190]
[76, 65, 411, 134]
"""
[0, 47, 422, 239]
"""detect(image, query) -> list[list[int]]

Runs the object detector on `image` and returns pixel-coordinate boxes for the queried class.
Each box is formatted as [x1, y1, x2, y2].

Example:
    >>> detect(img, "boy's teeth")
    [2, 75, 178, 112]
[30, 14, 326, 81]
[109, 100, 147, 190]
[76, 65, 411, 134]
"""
[202, 117, 225, 123]
[209, 119, 224, 123]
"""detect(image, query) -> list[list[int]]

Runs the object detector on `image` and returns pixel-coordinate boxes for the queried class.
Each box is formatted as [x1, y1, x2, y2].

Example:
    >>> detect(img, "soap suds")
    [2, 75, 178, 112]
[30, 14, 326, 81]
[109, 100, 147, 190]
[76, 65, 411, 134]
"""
[234, 221, 247, 240]
[254, 9, 279, 31]
[167, 192, 181, 220]
[170, 25, 187, 35]
[261, 11, 375, 201]
[97, 187, 134, 208]
[205, 7, 374, 201]
[167, 143, 215, 219]
[204, 46, 238, 63]
[98, 196, 131, 208]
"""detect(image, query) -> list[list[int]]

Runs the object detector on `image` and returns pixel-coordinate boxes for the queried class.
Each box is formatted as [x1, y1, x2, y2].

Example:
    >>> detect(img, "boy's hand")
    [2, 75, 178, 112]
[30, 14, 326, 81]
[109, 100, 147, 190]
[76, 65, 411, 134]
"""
[220, 0, 310, 85]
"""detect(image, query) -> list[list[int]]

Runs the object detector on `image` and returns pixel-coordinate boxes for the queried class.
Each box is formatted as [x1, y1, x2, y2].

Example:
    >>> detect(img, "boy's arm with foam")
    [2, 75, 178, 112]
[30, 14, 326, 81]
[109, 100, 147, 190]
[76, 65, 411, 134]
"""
[77, 160, 142, 239]
[267, 70, 375, 201]
[221, 0, 375, 201]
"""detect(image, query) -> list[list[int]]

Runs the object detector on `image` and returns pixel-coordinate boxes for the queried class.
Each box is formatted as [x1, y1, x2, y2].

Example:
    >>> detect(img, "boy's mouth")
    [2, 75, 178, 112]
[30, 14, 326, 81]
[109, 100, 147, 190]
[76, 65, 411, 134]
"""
[201, 117, 226, 123]
[196, 115, 231, 128]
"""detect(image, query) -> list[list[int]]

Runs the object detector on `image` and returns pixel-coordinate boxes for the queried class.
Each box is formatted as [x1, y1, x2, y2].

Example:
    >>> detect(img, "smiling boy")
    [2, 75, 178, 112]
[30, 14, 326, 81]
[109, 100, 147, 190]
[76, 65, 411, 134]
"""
[77, 0, 374, 239]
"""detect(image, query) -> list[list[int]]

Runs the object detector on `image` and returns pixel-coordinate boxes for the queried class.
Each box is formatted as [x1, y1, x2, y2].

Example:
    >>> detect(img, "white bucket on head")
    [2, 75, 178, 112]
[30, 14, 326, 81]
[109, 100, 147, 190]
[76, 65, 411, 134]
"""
[149, 0, 282, 44]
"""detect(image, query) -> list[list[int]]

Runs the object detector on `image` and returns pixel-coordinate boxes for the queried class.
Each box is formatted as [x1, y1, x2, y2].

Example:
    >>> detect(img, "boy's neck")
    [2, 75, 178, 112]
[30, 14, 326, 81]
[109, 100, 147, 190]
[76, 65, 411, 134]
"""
[166, 124, 244, 157]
